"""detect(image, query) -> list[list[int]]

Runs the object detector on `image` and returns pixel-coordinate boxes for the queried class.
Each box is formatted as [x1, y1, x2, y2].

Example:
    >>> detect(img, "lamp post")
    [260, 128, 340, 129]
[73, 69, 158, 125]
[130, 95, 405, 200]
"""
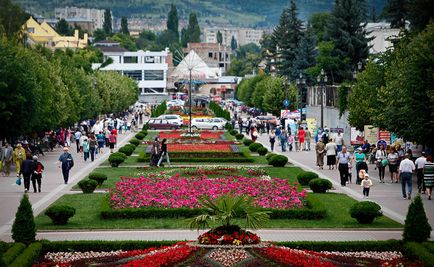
[317, 69, 328, 129]
[296, 73, 306, 123]
[188, 67, 193, 134]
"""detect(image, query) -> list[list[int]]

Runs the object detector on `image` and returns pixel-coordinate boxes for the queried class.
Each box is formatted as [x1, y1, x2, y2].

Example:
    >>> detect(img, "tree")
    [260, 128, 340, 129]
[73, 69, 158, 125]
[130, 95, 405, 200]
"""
[307, 41, 341, 83]
[217, 30, 222, 44]
[120, 17, 129, 35]
[93, 29, 106, 42]
[403, 195, 431, 242]
[230, 35, 237, 50]
[407, 0, 434, 32]
[309, 12, 333, 42]
[12, 194, 36, 245]
[370, 5, 378, 22]
[167, 4, 179, 40]
[262, 76, 297, 116]
[103, 9, 112, 35]
[0, 0, 29, 40]
[180, 27, 188, 47]
[382, 0, 409, 28]
[110, 33, 136, 51]
[326, 0, 372, 82]
[252, 76, 270, 110]
[292, 25, 317, 83]
[55, 18, 71, 36]
[187, 12, 200, 43]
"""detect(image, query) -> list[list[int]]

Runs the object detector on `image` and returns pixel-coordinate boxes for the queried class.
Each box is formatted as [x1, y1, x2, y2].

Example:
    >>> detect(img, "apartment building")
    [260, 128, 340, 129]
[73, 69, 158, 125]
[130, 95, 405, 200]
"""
[203, 27, 264, 46]
[55, 6, 106, 30]
[183, 43, 231, 74]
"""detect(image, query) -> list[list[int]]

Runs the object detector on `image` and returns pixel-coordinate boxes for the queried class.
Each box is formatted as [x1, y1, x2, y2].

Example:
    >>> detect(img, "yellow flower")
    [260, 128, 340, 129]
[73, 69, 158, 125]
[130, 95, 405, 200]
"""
[233, 239, 242, 245]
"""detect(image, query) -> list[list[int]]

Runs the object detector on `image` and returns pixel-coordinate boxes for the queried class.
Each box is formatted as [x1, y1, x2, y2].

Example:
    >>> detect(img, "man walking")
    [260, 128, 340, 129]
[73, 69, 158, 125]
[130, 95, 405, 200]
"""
[13, 143, 26, 177]
[399, 153, 415, 200]
[58, 147, 74, 184]
[335, 130, 344, 152]
[337, 146, 352, 186]
[74, 129, 82, 153]
[415, 152, 427, 193]
[20, 155, 34, 192]
[1, 143, 13, 176]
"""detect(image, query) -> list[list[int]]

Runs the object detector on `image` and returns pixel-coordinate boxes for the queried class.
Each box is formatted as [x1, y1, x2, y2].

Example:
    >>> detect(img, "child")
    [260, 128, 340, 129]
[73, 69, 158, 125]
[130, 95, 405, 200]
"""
[347, 161, 353, 184]
[361, 172, 373, 199]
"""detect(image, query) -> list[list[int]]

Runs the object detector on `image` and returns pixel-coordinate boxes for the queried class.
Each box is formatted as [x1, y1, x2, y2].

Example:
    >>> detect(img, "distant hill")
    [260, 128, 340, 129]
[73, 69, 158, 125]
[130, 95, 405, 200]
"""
[12, 0, 387, 28]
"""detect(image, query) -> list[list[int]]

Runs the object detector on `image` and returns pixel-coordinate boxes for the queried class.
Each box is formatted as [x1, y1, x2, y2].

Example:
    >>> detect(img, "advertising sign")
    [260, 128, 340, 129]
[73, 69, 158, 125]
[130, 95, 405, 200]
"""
[364, 125, 379, 145]
[350, 127, 364, 145]
[378, 130, 391, 144]
[306, 118, 317, 132]
[280, 110, 300, 120]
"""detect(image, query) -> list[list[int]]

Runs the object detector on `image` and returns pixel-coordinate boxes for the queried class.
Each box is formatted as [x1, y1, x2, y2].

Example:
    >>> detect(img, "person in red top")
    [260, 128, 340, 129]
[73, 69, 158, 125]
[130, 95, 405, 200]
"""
[108, 132, 116, 153]
[298, 127, 306, 152]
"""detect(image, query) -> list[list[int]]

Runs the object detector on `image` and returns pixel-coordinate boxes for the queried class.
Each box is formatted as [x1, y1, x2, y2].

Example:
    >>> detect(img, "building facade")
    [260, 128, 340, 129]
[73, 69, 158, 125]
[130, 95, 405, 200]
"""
[55, 6, 106, 30]
[203, 27, 264, 47]
[183, 43, 231, 74]
[366, 22, 401, 54]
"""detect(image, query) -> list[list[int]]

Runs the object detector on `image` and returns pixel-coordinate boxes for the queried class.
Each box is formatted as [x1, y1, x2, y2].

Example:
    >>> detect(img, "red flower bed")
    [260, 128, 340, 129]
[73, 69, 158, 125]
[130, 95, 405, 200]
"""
[257, 246, 337, 267]
[159, 131, 224, 139]
[198, 225, 261, 245]
[168, 143, 232, 152]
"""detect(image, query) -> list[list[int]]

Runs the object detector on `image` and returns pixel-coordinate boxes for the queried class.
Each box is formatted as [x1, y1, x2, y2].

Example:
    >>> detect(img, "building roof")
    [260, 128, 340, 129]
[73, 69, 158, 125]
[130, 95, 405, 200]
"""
[96, 46, 129, 53]
[94, 40, 120, 45]
[170, 50, 219, 80]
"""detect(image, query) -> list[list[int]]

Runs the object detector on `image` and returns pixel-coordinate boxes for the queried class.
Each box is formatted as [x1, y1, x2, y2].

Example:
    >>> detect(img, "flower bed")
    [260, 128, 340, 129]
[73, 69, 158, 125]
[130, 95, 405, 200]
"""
[168, 143, 232, 152]
[198, 225, 261, 245]
[109, 174, 306, 210]
[159, 130, 224, 140]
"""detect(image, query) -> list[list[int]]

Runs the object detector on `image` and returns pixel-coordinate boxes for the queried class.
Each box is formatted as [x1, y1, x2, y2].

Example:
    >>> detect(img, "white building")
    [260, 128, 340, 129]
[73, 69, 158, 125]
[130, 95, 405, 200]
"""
[92, 40, 169, 102]
[366, 22, 401, 54]
[203, 27, 264, 47]
[55, 6, 106, 30]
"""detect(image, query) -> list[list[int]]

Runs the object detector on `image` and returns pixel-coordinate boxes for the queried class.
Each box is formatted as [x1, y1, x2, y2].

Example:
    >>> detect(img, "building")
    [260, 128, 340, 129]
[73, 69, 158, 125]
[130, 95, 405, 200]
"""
[92, 40, 169, 103]
[183, 43, 231, 74]
[203, 27, 264, 47]
[23, 17, 88, 49]
[366, 22, 401, 54]
[55, 6, 106, 30]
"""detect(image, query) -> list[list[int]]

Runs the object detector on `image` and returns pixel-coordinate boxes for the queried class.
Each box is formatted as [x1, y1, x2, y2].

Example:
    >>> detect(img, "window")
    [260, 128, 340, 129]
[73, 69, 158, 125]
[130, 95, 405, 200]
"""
[27, 27, 35, 33]
[123, 70, 142, 81]
[208, 52, 213, 58]
[145, 56, 155, 63]
[124, 56, 138, 63]
[144, 70, 164, 80]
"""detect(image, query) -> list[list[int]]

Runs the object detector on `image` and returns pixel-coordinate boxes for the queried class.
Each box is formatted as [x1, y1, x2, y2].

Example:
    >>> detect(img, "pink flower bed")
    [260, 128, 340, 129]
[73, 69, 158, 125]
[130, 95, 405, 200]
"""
[110, 174, 306, 210]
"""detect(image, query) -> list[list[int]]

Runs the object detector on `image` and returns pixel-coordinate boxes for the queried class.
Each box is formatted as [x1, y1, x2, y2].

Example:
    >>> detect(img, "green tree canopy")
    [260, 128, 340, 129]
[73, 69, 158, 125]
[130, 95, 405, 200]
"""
[382, 0, 409, 28]
[230, 35, 238, 50]
[262, 76, 297, 116]
[308, 12, 333, 42]
[121, 17, 129, 35]
[0, 0, 29, 40]
[103, 9, 112, 35]
[217, 30, 222, 44]
[167, 4, 179, 40]
[55, 18, 71, 35]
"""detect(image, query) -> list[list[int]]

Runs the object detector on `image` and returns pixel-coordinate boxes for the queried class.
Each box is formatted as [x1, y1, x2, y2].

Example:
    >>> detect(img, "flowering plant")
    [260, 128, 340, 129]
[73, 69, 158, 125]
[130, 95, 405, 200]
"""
[198, 225, 261, 245]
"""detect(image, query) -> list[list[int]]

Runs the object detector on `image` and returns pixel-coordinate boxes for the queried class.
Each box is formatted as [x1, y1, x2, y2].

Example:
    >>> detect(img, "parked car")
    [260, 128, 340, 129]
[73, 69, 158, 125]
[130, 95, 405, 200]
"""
[208, 118, 228, 127]
[157, 114, 183, 126]
[255, 115, 278, 126]
[166, 99, 185, 108]
[191, 118, 225, 130]
[146, 119, 180, 130]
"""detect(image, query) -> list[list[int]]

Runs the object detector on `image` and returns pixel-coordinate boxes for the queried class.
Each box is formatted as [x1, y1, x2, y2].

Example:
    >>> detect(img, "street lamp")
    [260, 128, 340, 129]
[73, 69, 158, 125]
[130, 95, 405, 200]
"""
[317, 69, 328, 129]
[296, 73, 306, 122]
[188, 67, 193, 134]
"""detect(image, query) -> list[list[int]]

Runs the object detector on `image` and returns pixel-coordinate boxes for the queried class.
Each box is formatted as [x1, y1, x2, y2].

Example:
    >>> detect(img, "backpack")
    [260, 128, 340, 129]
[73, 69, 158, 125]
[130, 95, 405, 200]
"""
[89, 139, 96, 148]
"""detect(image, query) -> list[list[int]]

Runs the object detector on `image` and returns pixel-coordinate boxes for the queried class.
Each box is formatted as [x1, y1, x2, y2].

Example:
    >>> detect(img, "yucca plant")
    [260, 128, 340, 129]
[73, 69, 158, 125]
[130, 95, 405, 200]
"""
[187, 194, 270, 230]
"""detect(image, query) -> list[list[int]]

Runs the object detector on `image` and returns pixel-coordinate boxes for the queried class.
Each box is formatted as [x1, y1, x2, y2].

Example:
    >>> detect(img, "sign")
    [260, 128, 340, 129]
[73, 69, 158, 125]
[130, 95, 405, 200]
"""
[350, 127, 364, 145]
[283, 99, 290, 107]
[306, 118, 317, 132]
[281, 110, 300, 120]
[378, 130, 391, 144]
[364, 125, 379, 145]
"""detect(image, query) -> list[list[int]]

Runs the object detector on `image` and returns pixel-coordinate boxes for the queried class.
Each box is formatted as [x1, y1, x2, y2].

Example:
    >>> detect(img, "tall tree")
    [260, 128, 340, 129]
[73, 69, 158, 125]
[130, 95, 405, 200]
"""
[55, 18, 71, 35]
[326, 0, 372, 82]
[292, 25, 317, 83]
[167, 4, 179, 40]
[230, 36, 238, 50]
[382, 0, 409, 28]
[180, 27, 188, 47]
[93, 29, 107, 42]
[217, 30, 223, 44]
[12, 194, 35, 245]
[0, 0, 29, 39]
[103, 9, 112, 35]
[309, 12, 333, 42]
[121, 17, 129, 35]
[407, 0, 434, 32]
[187, 12, 200, 43]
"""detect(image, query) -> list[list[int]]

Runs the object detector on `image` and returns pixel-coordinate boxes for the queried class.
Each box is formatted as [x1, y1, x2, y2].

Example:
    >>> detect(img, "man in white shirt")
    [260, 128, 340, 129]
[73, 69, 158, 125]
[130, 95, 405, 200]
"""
[335, 131, 344, 152]
[399, 153, 416, 200]
[415, 152, 427, 193]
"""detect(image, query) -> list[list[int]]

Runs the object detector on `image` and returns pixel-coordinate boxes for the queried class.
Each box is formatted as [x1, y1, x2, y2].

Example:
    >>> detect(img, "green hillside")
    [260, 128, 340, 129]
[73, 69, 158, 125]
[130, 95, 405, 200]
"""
[12, 0, 387, 27]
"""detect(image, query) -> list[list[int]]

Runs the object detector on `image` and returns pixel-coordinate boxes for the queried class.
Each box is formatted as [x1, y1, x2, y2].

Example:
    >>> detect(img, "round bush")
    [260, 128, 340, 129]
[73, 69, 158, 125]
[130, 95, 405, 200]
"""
[119, 145, 135, 156]
[108, 152, 127, 167]
[129, 138, 140, 147]
[249, 142, 263, 152]
[235, 133, 244, 140]
[229, 129, 238, 136]
[135, 132, 146, 140]
[78, 179, 98, 194]
[349, 201, 383, 224]
[140, 130, 148, 135]
[309, 178, 332, 193]
[243, 139, 254, 146]
[257, 147, 268, 156]
[297, 171, 319, 186]
[268, 155, 288, 167]
[142, 124, 148, 131]
[266, 153, 277, 161]
[88, 172, 108, 186]
[45, 205, 76, 225]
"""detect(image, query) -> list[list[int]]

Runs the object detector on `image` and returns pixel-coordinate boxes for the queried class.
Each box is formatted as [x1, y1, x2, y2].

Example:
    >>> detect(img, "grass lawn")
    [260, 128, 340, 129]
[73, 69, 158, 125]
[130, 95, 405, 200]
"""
[35, 193, 402, 230]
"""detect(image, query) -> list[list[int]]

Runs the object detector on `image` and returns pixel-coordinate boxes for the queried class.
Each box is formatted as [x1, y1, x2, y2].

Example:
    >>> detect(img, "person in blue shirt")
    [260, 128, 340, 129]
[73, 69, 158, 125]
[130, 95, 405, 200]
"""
[58, 147, 74, 184]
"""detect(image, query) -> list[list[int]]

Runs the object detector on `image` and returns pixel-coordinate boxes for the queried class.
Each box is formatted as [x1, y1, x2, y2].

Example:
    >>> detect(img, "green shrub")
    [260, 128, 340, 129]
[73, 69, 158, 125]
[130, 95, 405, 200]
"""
[309, 178, 332, 193]
[235, 133, 244, 140]
[135, 132, 146, 140]
[403, 194, 432, 242]
[12, 194, 35, 245]
[140, 130, 148, 136]
[404, 242, 434, 267]
[249, 142, 263, 152]
[257, 147, 268, 156]
[78, 179, 98, 194]
[118, 145, 135, 156]
[88, 172, 108, 186]
[349, 201, 383, 224]
[45, 205, 76, 225]
[229, 129, 238, 136]
[297, 171, 319, 186]
[108, 152, 127, 167]
[2, 243, 25, 265]
[142, 123, 149, 131]
[266, 153, 277, 161]
[268, 155, 288, 167]
[129, 138, 140, 147]
[225, 123, 234, 131]
[8, 242, 42, 267]
[243, 139, 254, 146]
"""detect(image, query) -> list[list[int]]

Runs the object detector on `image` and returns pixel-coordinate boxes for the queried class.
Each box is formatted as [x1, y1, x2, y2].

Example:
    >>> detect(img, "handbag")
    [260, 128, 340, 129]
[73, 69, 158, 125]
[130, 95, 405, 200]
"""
[15, 177, 21, 186]
[381, 158, 389, 166]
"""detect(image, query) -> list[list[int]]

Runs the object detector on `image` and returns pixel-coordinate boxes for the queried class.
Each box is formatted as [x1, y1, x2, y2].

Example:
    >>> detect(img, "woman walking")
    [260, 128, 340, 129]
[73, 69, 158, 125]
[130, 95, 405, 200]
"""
[376, 144, 387, 183]
[269, 130, 276, 152]
[150, 137, 160, 167]
[355, 147, 368, 185]
[388, 147, 399, 183]
[423, 155, 434, 200]
[325, 138, 337, 170]
[31, 156, 44, 193]
[298, 127, 306, 152]
[157, 139, 171, 167]
[315, 139, 325, 169]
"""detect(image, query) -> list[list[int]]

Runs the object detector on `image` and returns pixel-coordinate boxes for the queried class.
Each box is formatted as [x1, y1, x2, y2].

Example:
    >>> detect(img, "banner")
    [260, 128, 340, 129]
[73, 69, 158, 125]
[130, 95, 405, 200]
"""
[280, 110, 300, 120]
[378, 130, 391, 144]
[350, 127, 364, 145]
[364, 125, 379, 145]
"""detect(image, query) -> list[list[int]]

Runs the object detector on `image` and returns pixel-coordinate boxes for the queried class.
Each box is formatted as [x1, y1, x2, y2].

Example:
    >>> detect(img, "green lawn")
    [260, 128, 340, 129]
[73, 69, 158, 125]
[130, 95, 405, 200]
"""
[35, 193, 402, 230]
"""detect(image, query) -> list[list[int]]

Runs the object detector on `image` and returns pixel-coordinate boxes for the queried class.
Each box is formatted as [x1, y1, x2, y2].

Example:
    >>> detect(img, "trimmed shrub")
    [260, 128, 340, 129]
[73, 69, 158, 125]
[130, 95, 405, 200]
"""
[297, 171, 319, 186]
[404, 242, 434, 267]
[12, 194, 35, 245]
[129, 138, 140, 147]
[235, 133, 244, 140]
[229, 129, 238, 136]
[243, 139, 254, 146]
[2, 243, 25, 265]
[45, 205, 76, 225]
[349, 201, 382, 224]
[266, 153, 277, 161]
[403, 194, 432, 242]
[118, 145, 135, 156]
[257, 147, 268, 156]
[225, 123, 234, 131]
[309, 178, 332, 193]
[108, 152, 127, 167]
[140, 130, 148, 136]
[78, 179, 98, 194]
[142, 123, 148, 131]
[88, 172, 108, 186]
[8, 242, 42, 267]
[134, 132, 146, 140]
[248, 142, 263, 152]
[268, 155, 288, 167]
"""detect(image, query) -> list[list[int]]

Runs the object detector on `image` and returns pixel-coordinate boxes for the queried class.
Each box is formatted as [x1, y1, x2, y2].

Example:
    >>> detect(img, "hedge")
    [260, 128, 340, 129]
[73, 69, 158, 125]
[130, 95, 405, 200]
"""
[248, 143, 263, 152]
[2, 243, 25, 265]
[129, 138, 140, 147]
[209, 101, 230, 121]
[9, 243, 42, 267]
[297, 171, 319, 186]
[404, 242, 434, 267]
[137, 151, 254, 163]
[100, 194, 326, 220]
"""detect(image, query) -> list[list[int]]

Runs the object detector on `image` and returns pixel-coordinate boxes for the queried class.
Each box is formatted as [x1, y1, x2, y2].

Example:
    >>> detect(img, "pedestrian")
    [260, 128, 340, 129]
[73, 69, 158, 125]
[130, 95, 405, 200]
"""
[280, 129, 287, 152]
[251, 127, 258, 143]
[238, 118, 243, 134]
[335, 130, 344, 152]
[399, 153, 415, 200]
[79, 133, 88, 155]
[150, 137, 160, 166]
[355, 147, 368, 185]
[337, 146, 351, 186]
[305, 127, 311, 151]
[325, 138, 337, 170]
[157, 139, 171, 167]
[31, 156, 44, 193]
[58, 147, 74, 184]
[287, 132, 294, 151]
[415, 151, 427, 193]
[388, 147, 399, 183]
[322, 128, 330, 144]
[269, 130, 276, 152]
[20, 154, 34, 193]
[1, 142, 13, 177]
[74, 129, 82, 153]
[361, 173, 373, 199]
[108, 131, 116, 153]
[83, 139, 89, 161]
[375, 144, 387, 183]
[96, 131, 105, 154]
[315, 139, 325, 169]
[89, 135, 97, 162]
[423, 155, 434, 200]
[13, 143, 26, 178]
[298, 127, 306, 151]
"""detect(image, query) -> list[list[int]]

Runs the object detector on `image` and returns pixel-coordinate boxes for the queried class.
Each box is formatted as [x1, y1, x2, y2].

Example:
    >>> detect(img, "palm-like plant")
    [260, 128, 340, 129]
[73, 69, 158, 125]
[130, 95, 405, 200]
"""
[187, 194, 270, 230]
